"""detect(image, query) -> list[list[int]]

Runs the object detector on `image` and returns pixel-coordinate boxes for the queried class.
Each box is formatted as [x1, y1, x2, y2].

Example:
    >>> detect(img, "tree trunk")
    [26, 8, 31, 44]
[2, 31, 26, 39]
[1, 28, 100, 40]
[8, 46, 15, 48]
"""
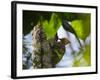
[32, 24, 53, 68]
[32, 24, 68, 68]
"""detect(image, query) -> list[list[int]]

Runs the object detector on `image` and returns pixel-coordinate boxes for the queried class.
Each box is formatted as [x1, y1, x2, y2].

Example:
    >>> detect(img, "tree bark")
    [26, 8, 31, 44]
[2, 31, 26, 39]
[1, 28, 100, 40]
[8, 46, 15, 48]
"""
[32, 24, 69, 68]
[32, 24, 52, 68]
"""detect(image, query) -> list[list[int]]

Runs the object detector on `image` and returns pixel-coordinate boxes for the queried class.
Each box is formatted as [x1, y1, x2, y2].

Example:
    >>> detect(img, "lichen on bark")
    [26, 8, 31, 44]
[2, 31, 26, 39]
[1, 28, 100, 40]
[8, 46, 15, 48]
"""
[32, 24, 53, 68]
[32, 23, 70, 68]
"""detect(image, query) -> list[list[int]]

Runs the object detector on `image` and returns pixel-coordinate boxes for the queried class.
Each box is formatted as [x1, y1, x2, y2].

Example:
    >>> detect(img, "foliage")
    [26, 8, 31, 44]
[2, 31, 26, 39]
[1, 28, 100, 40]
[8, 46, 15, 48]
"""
[23, 11, 91, 68]
[71, 20, 84, 39]
[42, 13, 61, 39]
[71, 14, 90, 40]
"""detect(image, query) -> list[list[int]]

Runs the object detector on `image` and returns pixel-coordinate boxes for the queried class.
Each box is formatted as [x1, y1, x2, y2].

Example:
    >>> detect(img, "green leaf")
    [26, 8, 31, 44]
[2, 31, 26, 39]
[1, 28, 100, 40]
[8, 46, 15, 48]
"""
[43, 13, 61, 39]
[71, 20, 84, 39]
[71, 14, 90, 40]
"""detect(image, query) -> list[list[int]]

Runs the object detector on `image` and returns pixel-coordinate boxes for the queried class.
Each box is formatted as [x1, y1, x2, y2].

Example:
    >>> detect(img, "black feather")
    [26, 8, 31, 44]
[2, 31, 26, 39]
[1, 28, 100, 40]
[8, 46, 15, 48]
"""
[62, 20, 82, 47]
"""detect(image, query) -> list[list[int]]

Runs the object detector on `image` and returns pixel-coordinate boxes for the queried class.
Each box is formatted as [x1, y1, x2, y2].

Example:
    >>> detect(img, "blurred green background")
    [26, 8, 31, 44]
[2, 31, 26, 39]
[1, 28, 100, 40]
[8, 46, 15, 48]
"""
[23, 11, 90, 40]
[23, 10, 91, 67]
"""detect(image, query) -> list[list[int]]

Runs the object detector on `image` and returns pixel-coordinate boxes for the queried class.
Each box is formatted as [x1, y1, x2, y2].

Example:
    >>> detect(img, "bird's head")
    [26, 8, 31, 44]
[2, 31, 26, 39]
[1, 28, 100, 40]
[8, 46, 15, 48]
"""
[58, 38, 70, 45]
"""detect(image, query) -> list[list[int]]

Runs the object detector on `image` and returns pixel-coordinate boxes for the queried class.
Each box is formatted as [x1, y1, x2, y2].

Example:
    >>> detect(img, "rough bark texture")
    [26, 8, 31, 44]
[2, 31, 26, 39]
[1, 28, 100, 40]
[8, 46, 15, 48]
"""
[32, 24, 52, 68]
[32, 24, 70, 68]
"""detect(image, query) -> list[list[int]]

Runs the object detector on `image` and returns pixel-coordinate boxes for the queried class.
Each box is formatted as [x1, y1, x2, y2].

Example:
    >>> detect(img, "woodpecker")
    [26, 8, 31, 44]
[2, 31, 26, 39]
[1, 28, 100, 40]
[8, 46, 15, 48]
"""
[56, 20, 85, 67]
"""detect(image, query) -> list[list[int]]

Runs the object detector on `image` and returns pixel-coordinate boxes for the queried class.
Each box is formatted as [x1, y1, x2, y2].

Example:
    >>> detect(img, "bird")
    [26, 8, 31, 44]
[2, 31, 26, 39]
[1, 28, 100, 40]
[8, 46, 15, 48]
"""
[56, 20, 85, 67]
[51, 34, 70, 67]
